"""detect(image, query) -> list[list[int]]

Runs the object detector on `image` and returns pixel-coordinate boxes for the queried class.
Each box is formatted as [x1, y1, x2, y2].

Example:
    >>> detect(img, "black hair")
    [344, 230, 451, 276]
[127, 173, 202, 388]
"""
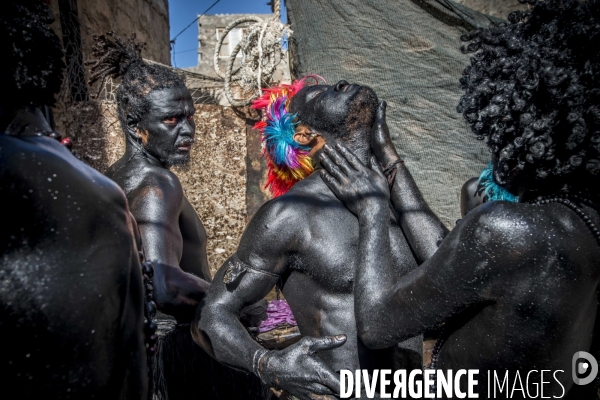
[457, 0, 600, 194]
[87, 32, 186, 131]
[0, 0, 64, 109]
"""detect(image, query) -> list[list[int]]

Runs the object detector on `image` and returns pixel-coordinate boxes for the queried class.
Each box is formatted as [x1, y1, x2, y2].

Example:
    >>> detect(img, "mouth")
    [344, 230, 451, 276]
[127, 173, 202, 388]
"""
[176, 141, 194, 152]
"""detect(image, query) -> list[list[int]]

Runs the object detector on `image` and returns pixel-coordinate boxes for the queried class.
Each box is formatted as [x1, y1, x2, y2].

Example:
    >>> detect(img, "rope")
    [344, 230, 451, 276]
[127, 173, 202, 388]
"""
[214, 0, 292, 107]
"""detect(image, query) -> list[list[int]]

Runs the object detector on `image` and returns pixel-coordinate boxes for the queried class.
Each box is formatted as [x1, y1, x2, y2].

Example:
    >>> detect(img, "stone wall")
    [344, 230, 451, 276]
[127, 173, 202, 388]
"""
[58, 102, 252, 275]
[49, 0, 170, 67]
[453, 0, 527, 18]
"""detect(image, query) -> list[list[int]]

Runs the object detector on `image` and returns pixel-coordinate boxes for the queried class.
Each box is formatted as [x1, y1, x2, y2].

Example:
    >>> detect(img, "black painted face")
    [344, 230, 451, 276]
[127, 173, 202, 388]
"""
[290, 80, 378, 140]
[140, 86, 195, 167]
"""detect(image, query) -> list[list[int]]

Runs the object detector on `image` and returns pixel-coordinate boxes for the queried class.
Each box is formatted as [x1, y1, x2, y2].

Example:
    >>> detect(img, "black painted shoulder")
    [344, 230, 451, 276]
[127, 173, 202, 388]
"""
[135, 164, 184, 198]
[460, 199, 595, 252]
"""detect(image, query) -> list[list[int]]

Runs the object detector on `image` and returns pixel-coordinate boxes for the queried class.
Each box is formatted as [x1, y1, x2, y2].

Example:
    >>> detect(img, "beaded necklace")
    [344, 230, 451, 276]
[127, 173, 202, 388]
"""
[35, 130, 73, 150]
[137, 250, 158, 392]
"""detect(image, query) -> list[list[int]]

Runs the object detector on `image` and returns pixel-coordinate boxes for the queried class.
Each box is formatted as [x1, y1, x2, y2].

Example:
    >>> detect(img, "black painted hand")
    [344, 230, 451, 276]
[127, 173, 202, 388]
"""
[371, 100, 401, 169]
[259, 335, 347, 400]
[320, 144, 389, 216]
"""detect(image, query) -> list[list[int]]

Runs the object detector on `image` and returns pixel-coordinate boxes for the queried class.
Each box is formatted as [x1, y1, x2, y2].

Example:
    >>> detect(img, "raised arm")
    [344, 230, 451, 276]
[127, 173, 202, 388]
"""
[320, 145, 498, 348]
[193, 200, 346, 400]
[128, 171, 209, 321]
[370, 101, 449, 263]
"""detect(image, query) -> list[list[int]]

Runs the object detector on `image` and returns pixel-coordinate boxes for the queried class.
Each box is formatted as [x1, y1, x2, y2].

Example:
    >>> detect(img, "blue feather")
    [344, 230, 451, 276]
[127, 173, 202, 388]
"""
[478, 163, 519, 202]
[263, 104, 310, 168]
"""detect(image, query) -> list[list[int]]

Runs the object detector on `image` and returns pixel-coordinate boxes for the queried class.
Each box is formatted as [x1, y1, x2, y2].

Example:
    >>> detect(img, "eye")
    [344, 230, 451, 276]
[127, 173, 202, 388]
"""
[163, 117, 178, 124]
[306, 89, 325, 101]
[186, 114, 194, 121]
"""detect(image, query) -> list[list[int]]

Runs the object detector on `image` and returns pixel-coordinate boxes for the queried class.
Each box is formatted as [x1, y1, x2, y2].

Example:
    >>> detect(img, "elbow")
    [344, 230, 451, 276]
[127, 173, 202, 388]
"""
[197, 300, 221, 334]
[357, 319, 392, 349]
[356, 306, 390, 349]
[355, 293, 398, 349]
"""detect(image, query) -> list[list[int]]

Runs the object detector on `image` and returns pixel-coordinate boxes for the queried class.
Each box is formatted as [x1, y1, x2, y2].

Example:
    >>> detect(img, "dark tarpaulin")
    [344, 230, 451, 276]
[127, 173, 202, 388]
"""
[287, 0, 502, 227]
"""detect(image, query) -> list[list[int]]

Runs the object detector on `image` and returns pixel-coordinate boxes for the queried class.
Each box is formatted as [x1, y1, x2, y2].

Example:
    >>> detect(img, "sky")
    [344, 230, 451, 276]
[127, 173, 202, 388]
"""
[169, 0, 287, 68]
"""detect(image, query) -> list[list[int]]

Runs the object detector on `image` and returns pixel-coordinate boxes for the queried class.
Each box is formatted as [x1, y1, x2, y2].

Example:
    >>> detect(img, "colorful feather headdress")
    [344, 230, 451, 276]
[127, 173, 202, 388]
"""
[252, 75, 325, 197]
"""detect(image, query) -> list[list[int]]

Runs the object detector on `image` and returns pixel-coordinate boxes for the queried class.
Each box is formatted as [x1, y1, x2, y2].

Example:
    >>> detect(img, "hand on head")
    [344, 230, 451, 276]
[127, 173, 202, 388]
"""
[370, 100, 401, 170]
[319, 144, 390, 216]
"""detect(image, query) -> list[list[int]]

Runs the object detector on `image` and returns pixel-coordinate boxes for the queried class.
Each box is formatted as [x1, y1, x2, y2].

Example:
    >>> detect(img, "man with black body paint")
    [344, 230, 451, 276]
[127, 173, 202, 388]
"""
[195, 80, 422, 399]
[105, 85, 212, 321]
[0, 3, 146, 398]
[91, 33, 264, 399]
[319, 1, 600, 398]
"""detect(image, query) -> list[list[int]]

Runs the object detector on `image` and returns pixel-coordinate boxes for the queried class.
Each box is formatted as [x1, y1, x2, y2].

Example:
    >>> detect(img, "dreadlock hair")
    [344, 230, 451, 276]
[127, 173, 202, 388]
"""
[457, 0, 600, 196]
[87, 32, 186, 133]
[0, 0, 64, 109]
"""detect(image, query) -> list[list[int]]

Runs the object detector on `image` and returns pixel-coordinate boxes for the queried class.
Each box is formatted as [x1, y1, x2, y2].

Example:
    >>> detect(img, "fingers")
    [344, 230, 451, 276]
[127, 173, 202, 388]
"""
[307, 390, 339, 400]
[377, 100, 387, 122]
[320, 170, 343, 194]
[313, 366, 343, 394]
[322, 144, 357, 175]
[370, 156, 386, 179]
[306, 382, 338, 396]
[319, 152, 347, 183]
[330, 143, 364, 171]
[306, 334, 347, 354]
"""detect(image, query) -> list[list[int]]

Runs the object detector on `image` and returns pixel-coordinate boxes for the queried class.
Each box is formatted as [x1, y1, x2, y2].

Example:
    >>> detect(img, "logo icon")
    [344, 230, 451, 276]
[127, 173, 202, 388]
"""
[572, 351, 598, 385]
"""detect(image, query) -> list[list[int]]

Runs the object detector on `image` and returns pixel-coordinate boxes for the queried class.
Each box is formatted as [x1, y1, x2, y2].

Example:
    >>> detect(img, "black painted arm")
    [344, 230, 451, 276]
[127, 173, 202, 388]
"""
[320, 145, 495, 349]
[370, 101, 449, 263]
[129, 173, 209, 321]
[389, 163, 449, 263]
[195, 200, 347, 400]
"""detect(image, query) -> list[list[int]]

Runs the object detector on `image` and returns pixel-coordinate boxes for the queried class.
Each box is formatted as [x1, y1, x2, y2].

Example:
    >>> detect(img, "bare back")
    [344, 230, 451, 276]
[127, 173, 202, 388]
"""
[0, 135, 146, 399]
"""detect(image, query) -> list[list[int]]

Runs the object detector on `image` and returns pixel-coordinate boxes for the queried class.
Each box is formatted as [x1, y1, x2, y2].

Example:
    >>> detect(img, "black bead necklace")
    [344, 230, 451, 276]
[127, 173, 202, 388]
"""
[137, 251, 158, 394]
[531, 195, 600, 246]
[429, 326, 445, 370]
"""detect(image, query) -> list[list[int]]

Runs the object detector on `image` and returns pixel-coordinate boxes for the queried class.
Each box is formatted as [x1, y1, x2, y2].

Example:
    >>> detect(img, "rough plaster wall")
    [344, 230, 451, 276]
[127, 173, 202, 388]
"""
[49, 0, 170, 65]
[57, 103, 247, 276]
[453, 0, 527, 18]
[78, 0, 170, 65]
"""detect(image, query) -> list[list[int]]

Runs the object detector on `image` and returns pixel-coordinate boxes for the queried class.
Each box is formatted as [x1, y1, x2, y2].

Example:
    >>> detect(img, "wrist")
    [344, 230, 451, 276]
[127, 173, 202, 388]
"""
[357, 199, 389, 220]
[253, 348, 275, 386]
[375, 144, 400, 168]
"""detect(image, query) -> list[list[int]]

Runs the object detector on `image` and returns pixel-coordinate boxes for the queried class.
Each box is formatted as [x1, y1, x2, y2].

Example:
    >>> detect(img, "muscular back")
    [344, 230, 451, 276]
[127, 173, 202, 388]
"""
[386, 201, 600, 398]
[0, 135, 146, 399]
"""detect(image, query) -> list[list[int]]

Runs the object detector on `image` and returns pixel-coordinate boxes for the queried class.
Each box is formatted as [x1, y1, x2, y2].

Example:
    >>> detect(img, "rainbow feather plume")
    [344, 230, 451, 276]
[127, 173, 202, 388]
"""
[252, 75, 325, 197]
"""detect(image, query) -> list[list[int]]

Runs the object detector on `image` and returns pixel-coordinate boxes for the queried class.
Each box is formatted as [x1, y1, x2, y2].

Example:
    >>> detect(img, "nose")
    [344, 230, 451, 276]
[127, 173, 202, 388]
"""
[334, 80, 349, 92]
[180, 117, 194, 137]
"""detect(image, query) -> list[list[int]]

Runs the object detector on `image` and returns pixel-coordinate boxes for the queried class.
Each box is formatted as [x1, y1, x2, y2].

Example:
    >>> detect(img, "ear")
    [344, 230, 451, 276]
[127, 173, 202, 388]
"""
[293, 131, 314, 146]
[126, 113, 142, 139]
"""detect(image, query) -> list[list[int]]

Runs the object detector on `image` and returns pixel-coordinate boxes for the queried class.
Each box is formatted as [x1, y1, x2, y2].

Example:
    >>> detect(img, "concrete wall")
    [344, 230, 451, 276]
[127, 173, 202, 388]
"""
[192, 14, 273, 79]
[453, 0, 527, 19]
[185, 13, 291, 106]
